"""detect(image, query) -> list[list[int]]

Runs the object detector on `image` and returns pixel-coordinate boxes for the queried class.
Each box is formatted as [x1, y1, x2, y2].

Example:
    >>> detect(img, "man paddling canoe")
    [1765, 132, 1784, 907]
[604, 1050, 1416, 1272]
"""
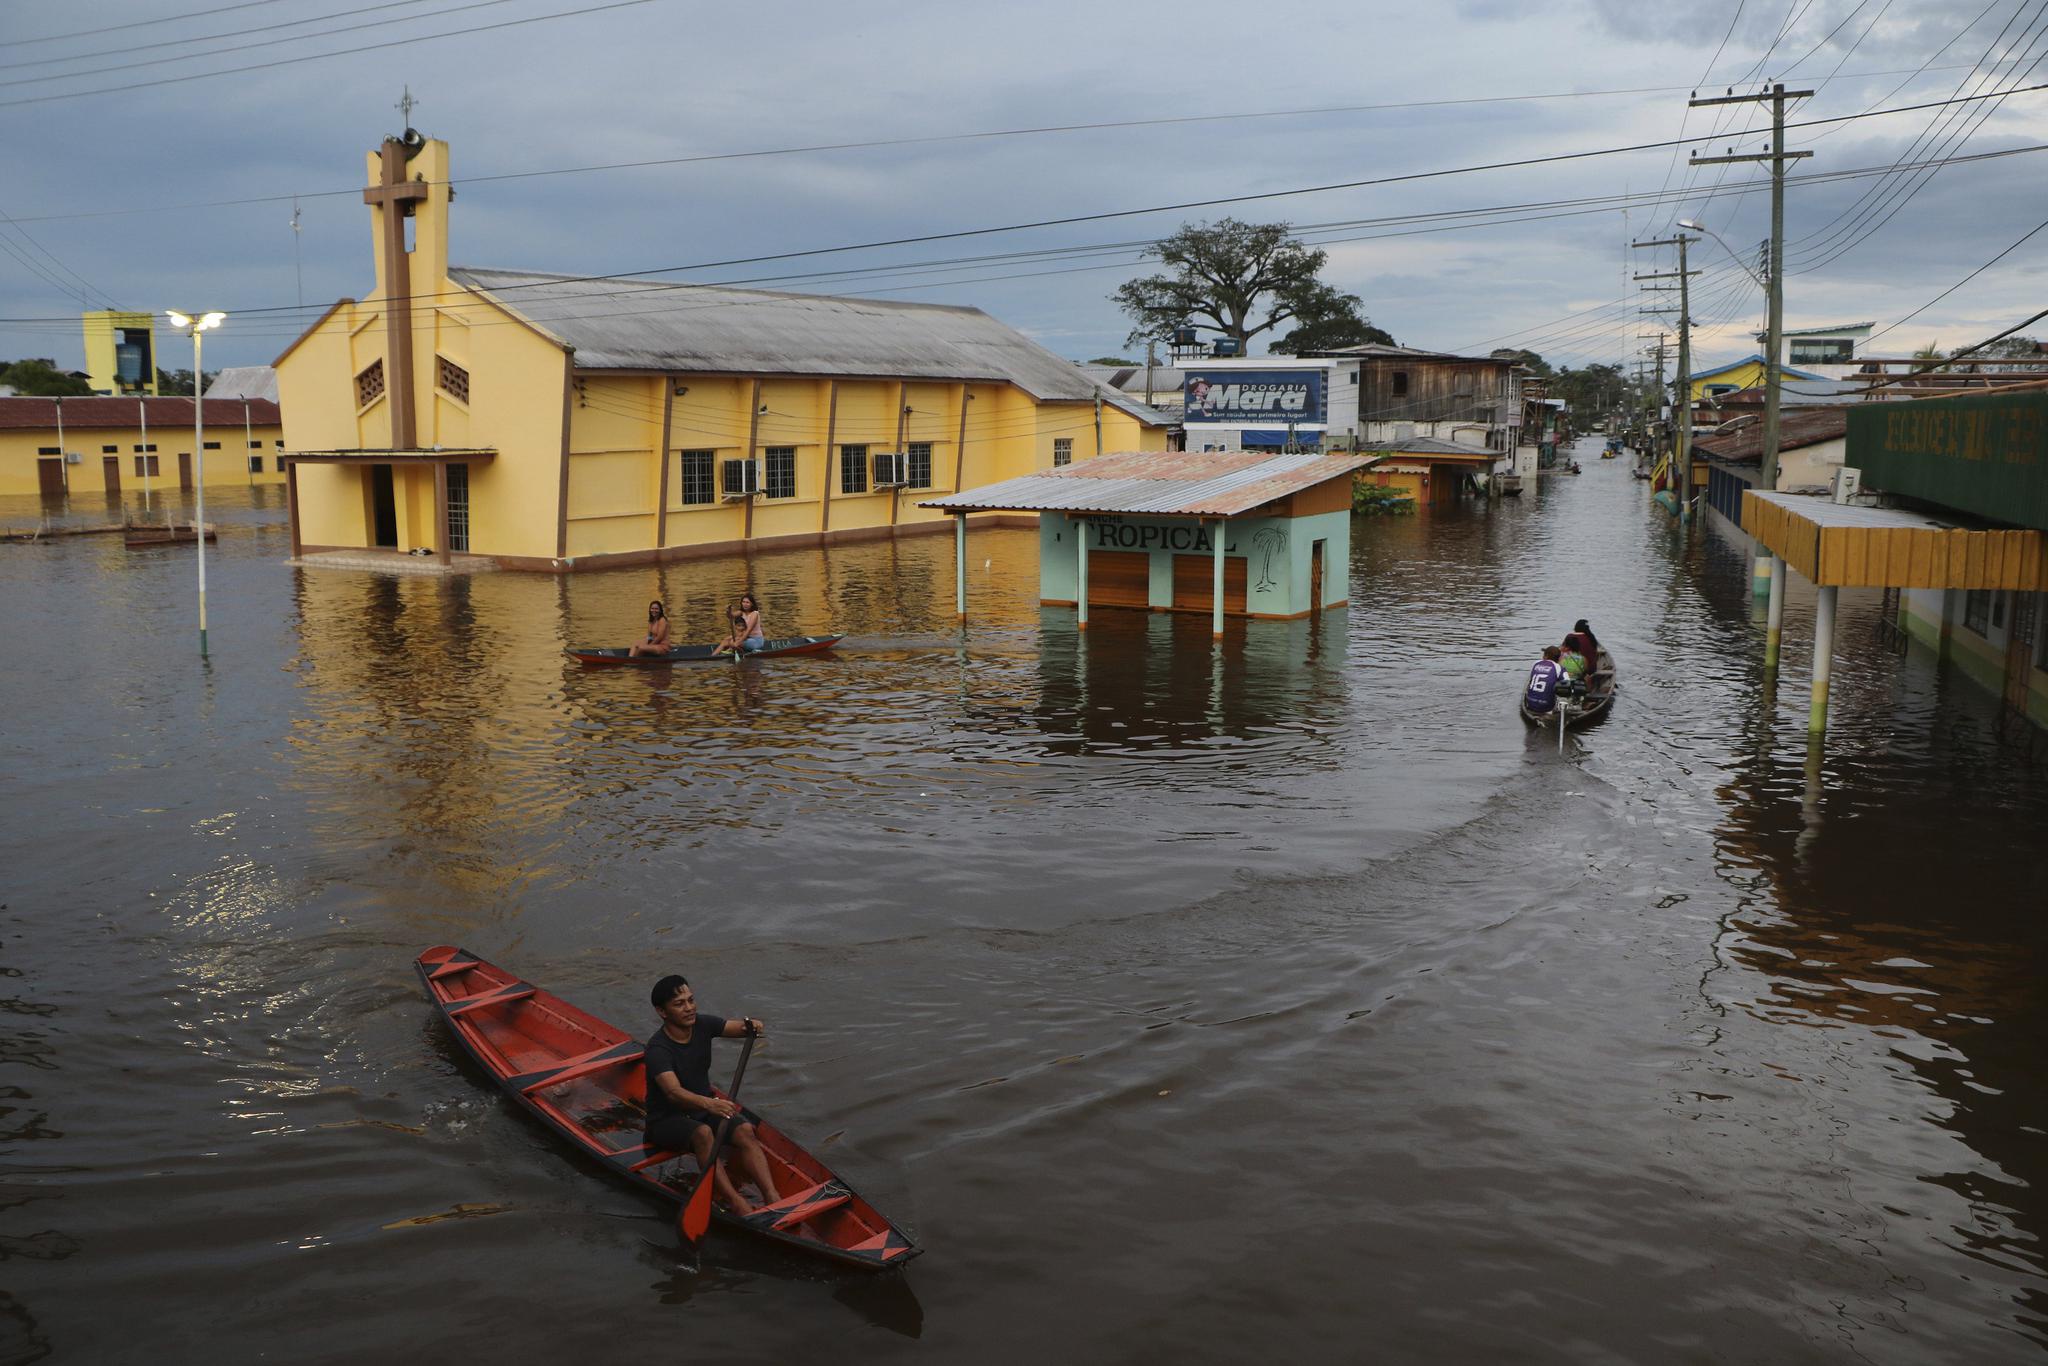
[645, 975, 781, 1214]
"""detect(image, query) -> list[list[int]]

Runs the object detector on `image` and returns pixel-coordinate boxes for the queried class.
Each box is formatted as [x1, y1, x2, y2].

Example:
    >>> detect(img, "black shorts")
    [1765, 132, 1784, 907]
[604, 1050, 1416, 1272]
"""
[646, 1111, 715, 1154]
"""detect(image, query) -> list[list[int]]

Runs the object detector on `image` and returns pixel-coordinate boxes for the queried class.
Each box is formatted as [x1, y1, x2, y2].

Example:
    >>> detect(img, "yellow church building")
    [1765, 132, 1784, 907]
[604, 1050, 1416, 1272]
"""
[274, 129, 1166, 569]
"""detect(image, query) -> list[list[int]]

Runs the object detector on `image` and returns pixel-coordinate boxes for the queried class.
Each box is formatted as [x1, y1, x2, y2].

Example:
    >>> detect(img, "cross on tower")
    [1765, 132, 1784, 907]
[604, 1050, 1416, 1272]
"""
[363, 137, 430, 448]
[398, 85, 417, 126]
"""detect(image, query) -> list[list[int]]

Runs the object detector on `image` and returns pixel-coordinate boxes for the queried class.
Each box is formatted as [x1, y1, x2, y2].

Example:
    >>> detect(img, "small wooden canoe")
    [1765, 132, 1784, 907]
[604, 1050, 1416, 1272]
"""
[566, 634, 844, 666]
[122, 524, 216, 549]
[415, 946, 918, 1271]
[1519, 650, 1617, 730]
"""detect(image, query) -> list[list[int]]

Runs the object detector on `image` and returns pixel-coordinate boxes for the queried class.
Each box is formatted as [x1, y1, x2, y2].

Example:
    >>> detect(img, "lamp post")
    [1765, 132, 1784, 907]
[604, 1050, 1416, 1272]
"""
[167, 310, 225, 658]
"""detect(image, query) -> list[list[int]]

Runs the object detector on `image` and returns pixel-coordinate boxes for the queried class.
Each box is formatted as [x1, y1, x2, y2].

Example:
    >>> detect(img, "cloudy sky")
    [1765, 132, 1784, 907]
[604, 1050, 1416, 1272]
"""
[4, 0, 2045, 378]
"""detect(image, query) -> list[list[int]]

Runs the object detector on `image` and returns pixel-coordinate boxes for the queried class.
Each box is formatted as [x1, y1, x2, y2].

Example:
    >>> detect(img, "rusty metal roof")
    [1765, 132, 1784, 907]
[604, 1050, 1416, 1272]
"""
[921, 449, 1368, 518]
[0, 395, 281, 430]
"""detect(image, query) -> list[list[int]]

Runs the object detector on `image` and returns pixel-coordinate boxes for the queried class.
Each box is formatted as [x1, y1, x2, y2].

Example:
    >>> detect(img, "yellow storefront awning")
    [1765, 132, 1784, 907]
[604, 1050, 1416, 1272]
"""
[1742, 489, 2045, 590]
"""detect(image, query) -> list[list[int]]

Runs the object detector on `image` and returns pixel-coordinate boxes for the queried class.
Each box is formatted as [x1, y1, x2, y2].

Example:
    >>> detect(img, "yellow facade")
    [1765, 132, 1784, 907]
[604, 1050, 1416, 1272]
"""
[1688, 358, 1824, 403]
[275, 134, 1164, 569]
[0, 403, 286, 497]
[82, 311, 160, 396]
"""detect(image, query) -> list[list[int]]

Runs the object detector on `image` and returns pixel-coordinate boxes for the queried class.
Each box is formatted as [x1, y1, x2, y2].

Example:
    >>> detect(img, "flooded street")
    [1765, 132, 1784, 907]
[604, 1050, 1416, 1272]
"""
[4, 439, 2044, 1363]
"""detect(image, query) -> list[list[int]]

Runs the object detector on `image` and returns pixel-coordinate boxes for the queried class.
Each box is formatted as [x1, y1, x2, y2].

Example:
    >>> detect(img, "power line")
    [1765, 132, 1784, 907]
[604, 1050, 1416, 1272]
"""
[8, 59, 2044, 226]
[8, 0, 298, 46]
[0, 0, 526, 89]
[0, 0, 658, 108]
[0, 0, 458, 73]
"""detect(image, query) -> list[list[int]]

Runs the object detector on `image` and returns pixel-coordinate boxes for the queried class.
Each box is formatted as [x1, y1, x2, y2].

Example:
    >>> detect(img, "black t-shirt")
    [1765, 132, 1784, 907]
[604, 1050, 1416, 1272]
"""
[643, 1014, 727, 1126]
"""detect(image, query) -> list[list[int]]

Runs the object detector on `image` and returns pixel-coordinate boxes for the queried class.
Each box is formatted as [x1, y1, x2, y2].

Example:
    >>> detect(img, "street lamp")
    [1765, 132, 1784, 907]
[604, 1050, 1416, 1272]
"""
[1676, 220, 1766, 288]
[166, 310, 226, 658]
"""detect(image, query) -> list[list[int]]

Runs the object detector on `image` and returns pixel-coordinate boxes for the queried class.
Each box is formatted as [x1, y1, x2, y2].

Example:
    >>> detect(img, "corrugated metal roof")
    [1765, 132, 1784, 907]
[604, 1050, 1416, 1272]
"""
[1692, 407, 1849, 463]
[449, 267, 1163, 425]
[0, 395, 282, 431]
[1358, 437, 1497, 457]
[921, 448, 1368, 517]
[204, 365, 279, 402]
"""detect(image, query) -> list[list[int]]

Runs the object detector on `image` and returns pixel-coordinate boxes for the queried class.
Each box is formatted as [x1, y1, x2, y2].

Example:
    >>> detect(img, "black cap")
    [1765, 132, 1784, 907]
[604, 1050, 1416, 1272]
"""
[650, 974, 689, 1008]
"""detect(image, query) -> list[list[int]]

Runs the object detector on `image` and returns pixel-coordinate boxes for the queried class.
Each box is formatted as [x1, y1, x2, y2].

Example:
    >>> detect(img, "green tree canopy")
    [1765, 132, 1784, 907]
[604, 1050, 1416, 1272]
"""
[0, 359, 93, 396]
[1269, 294, 1395, 354]
[153, 368, 219, 397]
[1491, 348, 1552, 376]
[1085, 355, 1139, 366]
[1113, 219, 1369, 352]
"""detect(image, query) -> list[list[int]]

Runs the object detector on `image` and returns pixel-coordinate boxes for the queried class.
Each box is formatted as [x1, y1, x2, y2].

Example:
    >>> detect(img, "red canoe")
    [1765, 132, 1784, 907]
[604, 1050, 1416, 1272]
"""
[566, 634, 844, 666]
[415, 946, 919, 1270]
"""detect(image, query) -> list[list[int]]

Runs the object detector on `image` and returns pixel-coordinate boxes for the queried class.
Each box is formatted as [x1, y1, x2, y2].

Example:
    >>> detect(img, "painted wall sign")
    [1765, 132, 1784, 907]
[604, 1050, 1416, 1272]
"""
[1183, 370, 1326, 425]
[1848, 390, 2048, 531]
[1088, 519, 1237, 552]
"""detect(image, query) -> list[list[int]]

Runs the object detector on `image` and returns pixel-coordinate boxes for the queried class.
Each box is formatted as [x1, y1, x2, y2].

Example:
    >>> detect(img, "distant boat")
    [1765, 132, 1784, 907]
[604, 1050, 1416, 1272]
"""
[566, 634, 844, 666]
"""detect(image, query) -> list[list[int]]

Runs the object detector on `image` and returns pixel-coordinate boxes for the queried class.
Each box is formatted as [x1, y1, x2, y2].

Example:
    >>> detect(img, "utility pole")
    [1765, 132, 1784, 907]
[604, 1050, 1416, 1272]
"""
[1635, 233, 1699, 522]
[1144, 337, 1156, 408]
[1638, 332, 1668, 466]
[1690, 83, 1811, 591]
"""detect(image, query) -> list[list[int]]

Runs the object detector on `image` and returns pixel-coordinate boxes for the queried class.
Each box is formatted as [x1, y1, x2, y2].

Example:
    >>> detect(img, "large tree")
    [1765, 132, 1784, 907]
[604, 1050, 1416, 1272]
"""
[1113, 219, 1368, 352]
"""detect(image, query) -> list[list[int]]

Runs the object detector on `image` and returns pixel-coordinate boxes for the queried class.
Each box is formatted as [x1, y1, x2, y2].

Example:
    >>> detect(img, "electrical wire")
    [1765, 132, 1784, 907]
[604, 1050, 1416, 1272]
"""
[0, 0, 657, 108]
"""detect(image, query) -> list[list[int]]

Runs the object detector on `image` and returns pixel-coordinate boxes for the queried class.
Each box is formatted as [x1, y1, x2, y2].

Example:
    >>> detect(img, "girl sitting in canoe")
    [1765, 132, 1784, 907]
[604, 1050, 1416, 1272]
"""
[627, 600, 673, 658]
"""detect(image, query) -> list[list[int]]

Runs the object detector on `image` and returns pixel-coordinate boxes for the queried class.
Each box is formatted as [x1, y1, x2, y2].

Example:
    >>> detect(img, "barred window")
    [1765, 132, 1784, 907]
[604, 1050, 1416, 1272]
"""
[249, 440, 263, 449]
[436, 355, 469, 403]
[101, 444, 118, 454]
[1964, 589, 1990, 635]
[906, 441, 933, 489]
[355, 359, 385, 408]
[203, 441, 220, 451]
[133, 443, 157, 452]
[248, 456, 263, 473]
[840, 444, 868, 494]
[678, 449, 715, 506]
[1053, 437, 1073, 468]
[764, 446, 796, 499]
[37, 446, 59, 455]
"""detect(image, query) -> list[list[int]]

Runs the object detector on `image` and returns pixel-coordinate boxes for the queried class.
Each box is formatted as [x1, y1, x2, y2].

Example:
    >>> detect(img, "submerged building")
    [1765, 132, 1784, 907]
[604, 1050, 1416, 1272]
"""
[0, 396, 285, 497]
[273, 129, 1166, 570]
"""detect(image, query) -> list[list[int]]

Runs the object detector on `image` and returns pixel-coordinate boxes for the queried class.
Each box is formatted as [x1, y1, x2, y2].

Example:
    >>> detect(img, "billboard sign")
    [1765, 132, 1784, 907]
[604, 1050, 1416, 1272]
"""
[1183, 369, 1326, 426]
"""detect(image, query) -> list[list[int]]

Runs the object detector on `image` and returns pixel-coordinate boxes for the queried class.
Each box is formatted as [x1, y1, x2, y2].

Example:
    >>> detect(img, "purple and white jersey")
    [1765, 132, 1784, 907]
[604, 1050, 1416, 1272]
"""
[1525, 659, 1565, 712]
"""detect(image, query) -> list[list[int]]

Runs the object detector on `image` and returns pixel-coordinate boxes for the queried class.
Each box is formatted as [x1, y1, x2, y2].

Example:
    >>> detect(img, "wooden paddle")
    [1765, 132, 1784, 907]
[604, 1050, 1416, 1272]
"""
[677, 1020, 759, 1261]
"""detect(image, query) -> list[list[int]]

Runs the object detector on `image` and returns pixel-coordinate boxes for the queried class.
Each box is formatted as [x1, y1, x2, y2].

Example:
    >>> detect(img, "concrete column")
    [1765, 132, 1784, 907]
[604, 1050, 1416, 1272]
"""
[1076, 517, 1089, 631]
[1809, 584, 1837, 736]
[954, 514, 967, 621]
[1764, 554, 1785, 672]
[1753, 549, 1773, 601]
[1212, 518, 1225, 639]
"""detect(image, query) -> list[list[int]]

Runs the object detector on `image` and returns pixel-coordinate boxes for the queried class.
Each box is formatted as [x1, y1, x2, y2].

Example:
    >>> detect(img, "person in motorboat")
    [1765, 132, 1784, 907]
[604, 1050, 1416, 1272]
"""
[1558, 637, 1589, 683]
[1566, 619, 1610, 694]
[1526, 645, 1568, 716]
[627, 599, 674, 657]
[643, 974, 781, 1216]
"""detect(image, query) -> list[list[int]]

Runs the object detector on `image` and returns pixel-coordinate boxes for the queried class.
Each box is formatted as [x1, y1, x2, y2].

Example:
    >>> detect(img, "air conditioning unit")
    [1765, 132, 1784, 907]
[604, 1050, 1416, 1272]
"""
[63, 451, 82, 465]
[1831, 466, 1862, 504]
[720, 458, 758, 499]
[872, 451, 907, 488]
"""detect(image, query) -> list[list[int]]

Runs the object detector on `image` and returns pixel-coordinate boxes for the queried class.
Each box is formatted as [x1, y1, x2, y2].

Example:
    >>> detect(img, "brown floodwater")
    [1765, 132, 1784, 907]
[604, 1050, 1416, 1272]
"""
[2, 445, 2044, 1364]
